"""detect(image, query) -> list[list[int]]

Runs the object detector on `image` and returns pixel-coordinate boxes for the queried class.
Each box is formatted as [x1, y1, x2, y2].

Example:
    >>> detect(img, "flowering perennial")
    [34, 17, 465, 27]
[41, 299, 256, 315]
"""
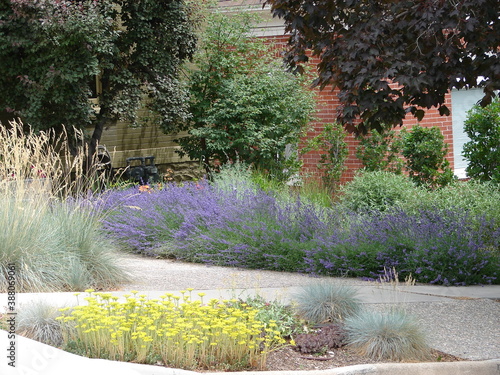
[57, 290, 286, 370]
[99, 182, 499, 286]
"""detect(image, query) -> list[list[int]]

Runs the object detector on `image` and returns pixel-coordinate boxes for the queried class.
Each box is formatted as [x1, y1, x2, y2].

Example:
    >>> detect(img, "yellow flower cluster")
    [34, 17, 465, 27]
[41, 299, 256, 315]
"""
[57, 289, 287, 370]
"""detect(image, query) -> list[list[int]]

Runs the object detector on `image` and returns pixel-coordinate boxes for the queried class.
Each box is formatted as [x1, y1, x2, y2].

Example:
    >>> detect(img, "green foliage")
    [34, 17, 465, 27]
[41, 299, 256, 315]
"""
[238, 295, 304, 338]
[398, 180, 500, 232]
[292, 283, 361, 324]
[177, 12, 316, 181]
[356, 128, 403, 173]
[211, 161, 257, 194]
[265, 0, 499, 133]
[0, 0, 115, 133]
[302, 123, 348, 193]
[462, 97, 500, 182]
[250, 168, 288, 195]
[296, 179, 335, 208]
[16, 302, 63, 346]
[401, 125, 455, 188]
[0, 0, 197, 157]
[344, 310, 431, 361]
[339, 171, 422, 213]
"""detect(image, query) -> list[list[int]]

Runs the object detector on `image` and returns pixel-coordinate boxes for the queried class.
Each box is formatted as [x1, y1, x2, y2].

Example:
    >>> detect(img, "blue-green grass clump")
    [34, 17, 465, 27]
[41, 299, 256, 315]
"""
[344, 309, 431, 361]
[292, 283, 361, 324]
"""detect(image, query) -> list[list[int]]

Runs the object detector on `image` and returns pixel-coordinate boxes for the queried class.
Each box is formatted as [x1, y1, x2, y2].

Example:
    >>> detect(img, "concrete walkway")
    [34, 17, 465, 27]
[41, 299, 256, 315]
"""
[1, 282, 499, 375]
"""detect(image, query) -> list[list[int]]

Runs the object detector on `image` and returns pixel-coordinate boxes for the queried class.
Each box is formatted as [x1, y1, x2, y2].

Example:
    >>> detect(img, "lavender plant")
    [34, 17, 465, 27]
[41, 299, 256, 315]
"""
[99, 177, 499, 285]
[305, 208, 499, 285]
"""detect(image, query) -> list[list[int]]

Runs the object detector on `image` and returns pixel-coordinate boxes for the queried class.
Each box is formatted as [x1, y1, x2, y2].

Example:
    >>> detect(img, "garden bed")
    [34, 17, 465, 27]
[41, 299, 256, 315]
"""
[264, 346, 463, 372]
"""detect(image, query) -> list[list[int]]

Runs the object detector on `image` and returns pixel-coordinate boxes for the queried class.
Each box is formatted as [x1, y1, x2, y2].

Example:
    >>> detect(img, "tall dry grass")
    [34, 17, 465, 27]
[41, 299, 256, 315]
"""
[0, 120, 128, 292]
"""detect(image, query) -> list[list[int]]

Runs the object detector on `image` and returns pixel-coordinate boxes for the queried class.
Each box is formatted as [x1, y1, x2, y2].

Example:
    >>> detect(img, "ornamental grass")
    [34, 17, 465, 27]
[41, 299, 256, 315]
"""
[0, 120, 128, 292]
[57, 290, 287, 371]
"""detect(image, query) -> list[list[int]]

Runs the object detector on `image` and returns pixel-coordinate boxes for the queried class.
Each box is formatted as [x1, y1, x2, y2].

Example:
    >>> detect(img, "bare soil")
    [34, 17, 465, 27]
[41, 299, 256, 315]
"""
[263, 346, 464, 372]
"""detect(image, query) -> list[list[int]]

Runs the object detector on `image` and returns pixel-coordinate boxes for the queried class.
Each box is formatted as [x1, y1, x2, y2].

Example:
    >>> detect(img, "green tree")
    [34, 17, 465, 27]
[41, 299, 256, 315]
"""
[463, 98, 500, 182]
[401, 125, 455, 188]
[264, 0, 499, 133]
[0, 0, 197, 165]
[356, 128, 404, 174]
[302, 123, 348, 193]
[176, 12, 316, 180]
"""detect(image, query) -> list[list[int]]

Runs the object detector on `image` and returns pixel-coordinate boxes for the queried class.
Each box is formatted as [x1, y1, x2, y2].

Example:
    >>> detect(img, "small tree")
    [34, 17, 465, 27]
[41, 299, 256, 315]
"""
[401, 125, 455, 188]
[264, 0, 499, 133]
[302, 123, 348, 193]
[462, 98, 500, 183]
[176, 12, 316, 181]
[356, 128, 403, 173]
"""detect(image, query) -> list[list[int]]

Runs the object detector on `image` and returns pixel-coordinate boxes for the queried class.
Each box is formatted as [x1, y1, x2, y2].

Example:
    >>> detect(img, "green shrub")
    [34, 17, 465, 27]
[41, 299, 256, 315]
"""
[462, 97, 500, 182]
[356, 127, 404, 173]
[177, 12, 316, 182]
[302, 123, 348, 193]
[211, 160, 257, 193]
[236, 295, 304, 338]
[398, 179, 500, 226]
[344, 309, 431, 361]
[292, 283, 361, 324]
[339, 170, 422, 213]
[401, 125, 455, 188]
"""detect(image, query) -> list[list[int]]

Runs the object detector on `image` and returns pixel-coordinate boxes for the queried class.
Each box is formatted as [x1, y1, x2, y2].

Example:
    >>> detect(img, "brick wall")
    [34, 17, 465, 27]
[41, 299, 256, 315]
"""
[264, 35, 455, 185]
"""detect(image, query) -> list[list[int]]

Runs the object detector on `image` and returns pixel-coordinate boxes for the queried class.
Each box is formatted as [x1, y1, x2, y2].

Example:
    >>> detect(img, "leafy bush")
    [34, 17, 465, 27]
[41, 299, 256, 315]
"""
[58, 290, 286, 370]
[344, 310, 431, 361]
[356, 128, 404, 173]
[339, 170, 422, 213]
[302, 123, 348, 193]
[462, 97, 500, 182]
[292, 283, 361, 324]
[400, 180, 500, 225]
[401, 125, 455, 188]
[234, 295, 303, 338]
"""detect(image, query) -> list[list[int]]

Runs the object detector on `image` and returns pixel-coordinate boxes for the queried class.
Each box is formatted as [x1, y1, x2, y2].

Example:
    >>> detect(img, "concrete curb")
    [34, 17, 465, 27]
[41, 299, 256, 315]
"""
[2, 333, 499, 375]
[200, 359, 500, 375]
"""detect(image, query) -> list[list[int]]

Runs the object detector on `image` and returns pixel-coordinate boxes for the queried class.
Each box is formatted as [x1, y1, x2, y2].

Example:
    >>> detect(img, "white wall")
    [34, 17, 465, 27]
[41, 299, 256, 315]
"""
[451, 88, 484, 178]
